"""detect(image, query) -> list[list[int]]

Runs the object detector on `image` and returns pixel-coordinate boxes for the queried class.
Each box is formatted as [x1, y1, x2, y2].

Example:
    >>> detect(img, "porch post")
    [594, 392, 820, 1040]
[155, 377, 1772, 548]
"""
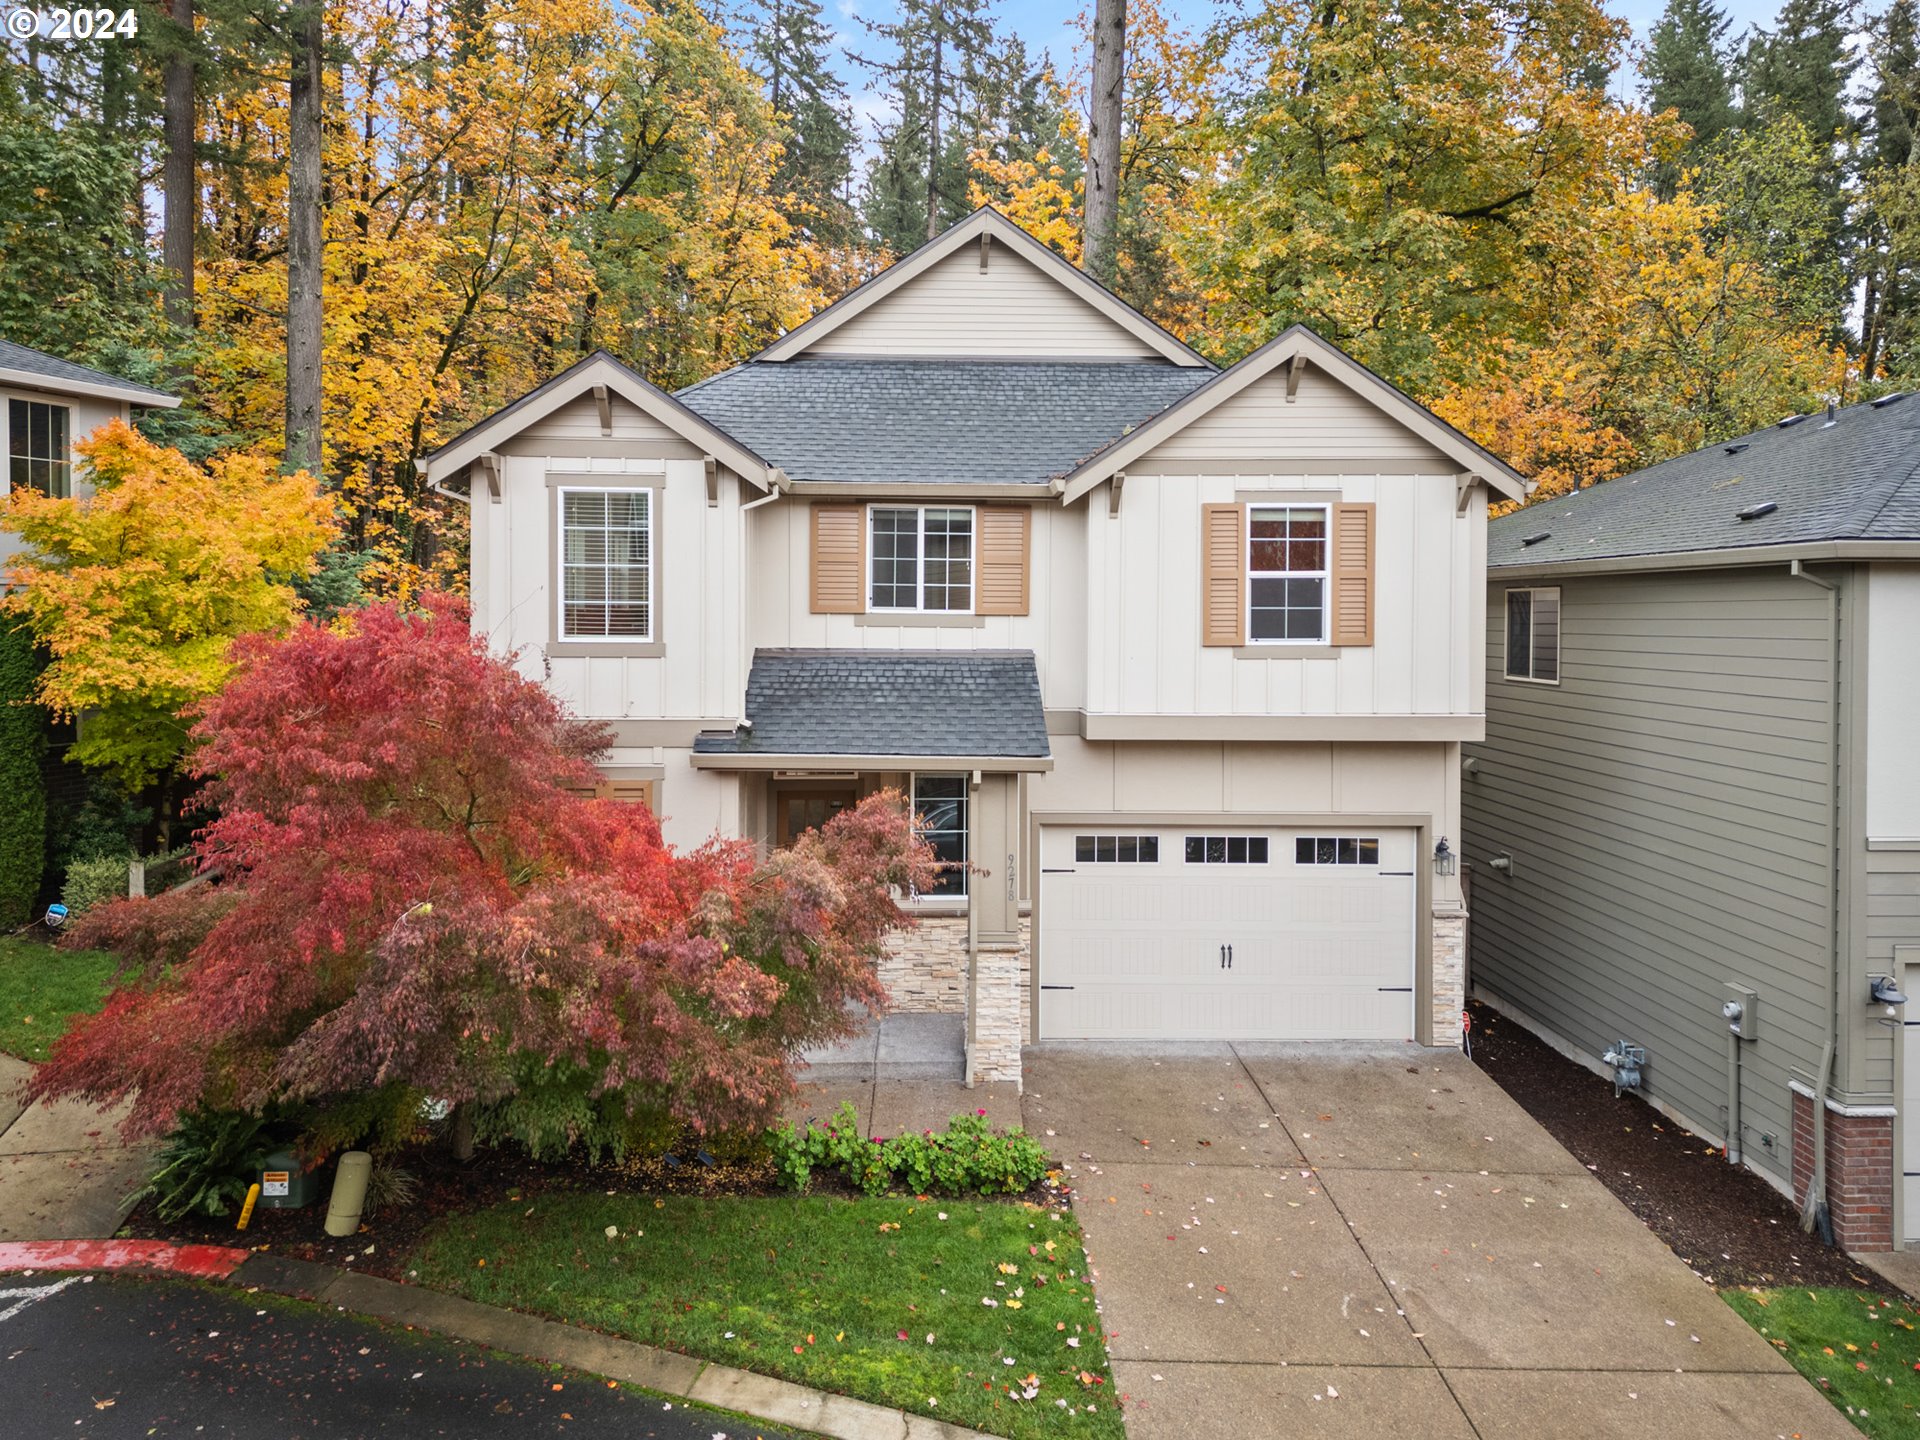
[966, 772, 1024, 1088]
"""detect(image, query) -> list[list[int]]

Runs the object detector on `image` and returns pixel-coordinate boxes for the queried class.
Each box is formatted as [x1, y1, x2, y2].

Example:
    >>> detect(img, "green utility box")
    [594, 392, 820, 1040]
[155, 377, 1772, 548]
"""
[259, 1149, 318, 1209]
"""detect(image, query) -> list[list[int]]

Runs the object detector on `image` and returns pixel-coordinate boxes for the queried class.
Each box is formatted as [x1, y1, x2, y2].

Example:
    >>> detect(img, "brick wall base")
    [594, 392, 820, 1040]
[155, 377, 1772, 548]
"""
[1792, 1089, 1895, 1251]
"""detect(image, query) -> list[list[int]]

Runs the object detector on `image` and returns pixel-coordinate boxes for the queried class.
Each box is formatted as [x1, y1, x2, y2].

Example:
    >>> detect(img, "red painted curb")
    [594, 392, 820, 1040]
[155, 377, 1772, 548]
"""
[0, 1239, 249, 1278]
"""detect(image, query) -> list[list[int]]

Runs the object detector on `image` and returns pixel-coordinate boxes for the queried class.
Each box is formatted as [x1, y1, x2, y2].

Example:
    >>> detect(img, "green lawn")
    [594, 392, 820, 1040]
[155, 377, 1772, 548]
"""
[413, 1191, 1125, 1440]
[1724, 1287, 1920, 1437]
[0, 935, 118, 1063]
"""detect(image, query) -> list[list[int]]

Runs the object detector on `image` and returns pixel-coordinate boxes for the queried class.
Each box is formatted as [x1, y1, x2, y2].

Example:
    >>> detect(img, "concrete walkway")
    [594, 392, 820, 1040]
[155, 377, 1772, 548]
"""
[0, 1054, 150, 1242]
[1023, 1043, 1860, 1440]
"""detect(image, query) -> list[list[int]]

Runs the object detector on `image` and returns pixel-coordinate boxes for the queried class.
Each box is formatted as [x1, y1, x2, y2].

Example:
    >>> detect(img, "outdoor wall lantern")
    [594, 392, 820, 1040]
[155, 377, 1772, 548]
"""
[1433, 837, 1457, 877]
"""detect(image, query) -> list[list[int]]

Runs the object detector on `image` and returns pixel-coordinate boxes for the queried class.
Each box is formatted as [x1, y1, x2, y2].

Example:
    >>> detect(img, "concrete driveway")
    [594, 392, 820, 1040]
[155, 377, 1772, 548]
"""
[1023, 1043, 1858, 1440]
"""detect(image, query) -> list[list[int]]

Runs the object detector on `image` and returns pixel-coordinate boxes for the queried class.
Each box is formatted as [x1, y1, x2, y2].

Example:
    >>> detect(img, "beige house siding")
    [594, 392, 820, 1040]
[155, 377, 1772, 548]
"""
[0, 388, 129, 568]
[1135, 367, 1451, 470]
[508, 391, 701, 452]
[1466, 567, 1841, 1192]
[801, 244, 1164, 360]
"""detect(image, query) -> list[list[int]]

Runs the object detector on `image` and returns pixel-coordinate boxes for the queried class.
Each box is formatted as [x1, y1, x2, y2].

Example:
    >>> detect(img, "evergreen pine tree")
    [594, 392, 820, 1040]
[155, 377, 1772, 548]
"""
[1641, 0, 1739, 160]
[750, 0, 859, 245]
[1740, 0, 1851, 157]
[1861, 0, 1920, 379]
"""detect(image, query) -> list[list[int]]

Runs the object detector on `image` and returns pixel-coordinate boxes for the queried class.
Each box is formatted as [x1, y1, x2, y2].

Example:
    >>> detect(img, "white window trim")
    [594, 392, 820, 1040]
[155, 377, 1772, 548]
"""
[910, 770, 970, 900]
[867, 504, 976, 615]
[556, 485, 655, 644]
[1503, 586, 1562, 686]
[1245, 502, 1330, 646]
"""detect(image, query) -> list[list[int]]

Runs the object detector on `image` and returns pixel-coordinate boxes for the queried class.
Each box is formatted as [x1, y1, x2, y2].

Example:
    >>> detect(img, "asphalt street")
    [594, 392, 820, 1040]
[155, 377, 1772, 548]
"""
[0, 1271, 804, 1439]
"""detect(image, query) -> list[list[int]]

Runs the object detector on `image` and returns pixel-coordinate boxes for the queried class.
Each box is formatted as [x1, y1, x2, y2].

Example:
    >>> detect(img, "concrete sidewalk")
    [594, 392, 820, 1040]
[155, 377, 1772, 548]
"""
[1024, 1043, 1861, 1440]
[0, 1054, 150, 1242]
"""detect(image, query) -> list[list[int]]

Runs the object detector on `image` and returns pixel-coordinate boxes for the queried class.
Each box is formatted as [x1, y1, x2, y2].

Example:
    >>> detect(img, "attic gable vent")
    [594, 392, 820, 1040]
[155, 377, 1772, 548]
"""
[1520, 531, 1551, 547]
[1724, 442, 1750, 455]
[1777, 414, 1808, 428]
[1872, 392, 1910, 409]
[1736, 501, 1778, 522]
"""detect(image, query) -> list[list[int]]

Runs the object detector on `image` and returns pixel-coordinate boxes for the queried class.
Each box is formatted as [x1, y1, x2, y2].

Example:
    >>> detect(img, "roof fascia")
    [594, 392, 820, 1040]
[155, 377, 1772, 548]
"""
[690, 751, 1053, 772]
[418, 353, 770, 488]
[0, 368, 181, 409]
[1060, 327, 1528, 504]
[754, 208, 1210, 369]
[1487, 538, 1920, 581]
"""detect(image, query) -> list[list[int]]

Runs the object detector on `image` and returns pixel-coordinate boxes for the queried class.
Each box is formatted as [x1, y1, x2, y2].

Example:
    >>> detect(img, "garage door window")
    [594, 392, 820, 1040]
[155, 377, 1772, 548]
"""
[1296, 837, 1380, 865]
[912, 774, 967, 896]
[1075, 835, 1160, 863]
[1184, 835, 1269, 864]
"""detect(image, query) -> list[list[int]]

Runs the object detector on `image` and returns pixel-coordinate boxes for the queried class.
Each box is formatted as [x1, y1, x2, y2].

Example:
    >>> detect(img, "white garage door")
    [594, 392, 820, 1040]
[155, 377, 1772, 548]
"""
[1037, 824, 1417, 1041]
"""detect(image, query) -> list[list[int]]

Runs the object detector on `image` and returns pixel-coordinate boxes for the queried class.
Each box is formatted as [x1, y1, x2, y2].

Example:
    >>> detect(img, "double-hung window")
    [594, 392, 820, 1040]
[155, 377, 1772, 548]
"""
[912, 774, 968, 897]
[8, 399, 71, 498]
[1247, 504, 1327, 643]
[560, 488, 653, 641]
[870, 506, 973, 613]
[1505, 587, 1560, 683]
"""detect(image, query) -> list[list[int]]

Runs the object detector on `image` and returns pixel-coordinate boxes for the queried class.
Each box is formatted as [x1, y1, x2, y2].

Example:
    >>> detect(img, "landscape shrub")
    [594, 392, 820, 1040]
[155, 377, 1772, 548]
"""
[0, 623, 44, 928]
[61, 852, 132, 917]
[769, 1101, 1050, 1197]
[135, 1107, 279, 1222]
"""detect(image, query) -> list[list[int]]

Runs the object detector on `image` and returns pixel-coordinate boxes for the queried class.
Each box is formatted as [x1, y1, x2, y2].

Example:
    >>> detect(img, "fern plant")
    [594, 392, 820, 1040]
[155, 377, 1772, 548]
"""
[134, 1108, 277, 1222]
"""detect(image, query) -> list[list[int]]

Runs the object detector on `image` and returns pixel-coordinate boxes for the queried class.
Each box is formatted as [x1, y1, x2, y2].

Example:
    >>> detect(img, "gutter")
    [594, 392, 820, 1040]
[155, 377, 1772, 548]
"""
[1488, 538, 1920, 583]
[1790, 559, 1841, 1240]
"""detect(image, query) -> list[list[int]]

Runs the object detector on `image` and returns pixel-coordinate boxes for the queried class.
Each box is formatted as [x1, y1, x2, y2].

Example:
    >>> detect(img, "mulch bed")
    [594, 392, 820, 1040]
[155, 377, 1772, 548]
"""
[1467, 999, 1877, 1290]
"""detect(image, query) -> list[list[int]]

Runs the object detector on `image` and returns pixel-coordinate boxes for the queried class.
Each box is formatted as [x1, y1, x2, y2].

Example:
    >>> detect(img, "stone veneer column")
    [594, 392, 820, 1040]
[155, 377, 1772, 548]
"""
[965, 773, 1025, 1088]
[1431, 909, 1467, 1049]
[1792, 1088, 1896, 1251]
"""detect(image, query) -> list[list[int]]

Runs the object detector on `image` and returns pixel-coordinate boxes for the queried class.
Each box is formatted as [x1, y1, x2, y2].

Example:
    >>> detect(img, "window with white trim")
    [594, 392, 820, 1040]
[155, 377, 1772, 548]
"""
[870, 506, 973, 612]
[1247, 504, 1327, 643]
[8, 399, 71, 498]
[912, 774, 968, 896]
[560, 488, 652, 640]
[1505, 587, 1560, 683]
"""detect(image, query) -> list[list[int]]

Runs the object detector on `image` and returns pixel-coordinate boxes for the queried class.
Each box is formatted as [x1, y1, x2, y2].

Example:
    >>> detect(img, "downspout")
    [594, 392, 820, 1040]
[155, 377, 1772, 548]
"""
[1791, 559, 1840, 1238]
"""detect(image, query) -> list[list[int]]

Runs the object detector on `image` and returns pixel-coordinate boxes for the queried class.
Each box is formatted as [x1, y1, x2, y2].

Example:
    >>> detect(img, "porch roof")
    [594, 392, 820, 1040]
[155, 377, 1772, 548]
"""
[690, 649, 1050, 770]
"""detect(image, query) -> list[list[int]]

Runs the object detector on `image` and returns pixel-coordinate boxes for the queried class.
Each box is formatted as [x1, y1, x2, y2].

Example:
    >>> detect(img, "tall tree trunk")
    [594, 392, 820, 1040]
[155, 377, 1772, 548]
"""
[926, 6, 943, 242]
[286, 4, 324, 476]
[162, 0, 196, 332]
[1084, 0, 1125, 282]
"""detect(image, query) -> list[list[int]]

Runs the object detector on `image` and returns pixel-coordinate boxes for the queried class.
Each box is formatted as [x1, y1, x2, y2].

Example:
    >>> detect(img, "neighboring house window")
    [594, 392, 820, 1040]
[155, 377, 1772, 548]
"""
[560, 488, 652, 640]
[1295, 837, 1380, 865]
[1505, 587, 1560, 683]
[1075, 835, 1160, 863]
[1247, 504, 1327, 643]
[1184, 836, 1270, 864]
[8, 399, 71, 498]
[912, 774, 968, 896]
[870, 506, 973, 612]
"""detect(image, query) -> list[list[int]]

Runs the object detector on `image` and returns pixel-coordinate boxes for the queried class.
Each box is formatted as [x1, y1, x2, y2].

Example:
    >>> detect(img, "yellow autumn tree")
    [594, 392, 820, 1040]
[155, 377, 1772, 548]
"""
[2, 421, 336, 786]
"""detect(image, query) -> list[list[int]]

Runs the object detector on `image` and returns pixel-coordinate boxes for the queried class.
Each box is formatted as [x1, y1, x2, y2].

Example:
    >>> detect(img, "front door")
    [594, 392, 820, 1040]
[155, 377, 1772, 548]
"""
[776, 788, 857, 847]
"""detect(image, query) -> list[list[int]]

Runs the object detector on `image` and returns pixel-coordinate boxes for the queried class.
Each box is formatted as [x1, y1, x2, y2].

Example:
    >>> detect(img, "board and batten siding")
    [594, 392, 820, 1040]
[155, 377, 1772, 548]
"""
[1135, 368, 1451, 470]
[1465, 568, 1838, 1189]
[1865, 564, 1920, 1102]
[799, 244, 1163, 360]
[1085, 470, 1483, 718]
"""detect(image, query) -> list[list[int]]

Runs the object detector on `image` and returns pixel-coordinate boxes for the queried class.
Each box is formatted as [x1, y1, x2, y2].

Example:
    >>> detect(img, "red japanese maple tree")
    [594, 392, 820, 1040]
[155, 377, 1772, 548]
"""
[32, 595, 933, 1155]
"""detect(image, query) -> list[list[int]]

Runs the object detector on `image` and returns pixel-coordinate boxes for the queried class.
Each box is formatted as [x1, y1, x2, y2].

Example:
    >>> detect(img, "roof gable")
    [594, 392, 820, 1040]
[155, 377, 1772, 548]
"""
[417, 351, 771, 489]
[756, 209, 1209, 368]
[1059, 325, 1528, 503]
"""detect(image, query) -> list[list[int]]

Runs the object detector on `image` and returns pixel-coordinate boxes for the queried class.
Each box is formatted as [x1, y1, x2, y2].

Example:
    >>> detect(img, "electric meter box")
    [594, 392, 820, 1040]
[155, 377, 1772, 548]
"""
[258, 1149, 317, 1209]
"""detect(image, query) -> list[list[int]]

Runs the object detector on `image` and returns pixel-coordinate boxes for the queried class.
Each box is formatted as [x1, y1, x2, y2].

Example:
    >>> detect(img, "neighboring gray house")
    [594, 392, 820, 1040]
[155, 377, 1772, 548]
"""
[1466, 394, 1920, 1251]
[421, 207, 1531, 1089]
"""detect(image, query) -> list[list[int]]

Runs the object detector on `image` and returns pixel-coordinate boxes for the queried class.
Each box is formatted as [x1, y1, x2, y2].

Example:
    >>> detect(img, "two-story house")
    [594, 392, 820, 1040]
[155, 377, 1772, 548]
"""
[420, 208, 1528, 1087]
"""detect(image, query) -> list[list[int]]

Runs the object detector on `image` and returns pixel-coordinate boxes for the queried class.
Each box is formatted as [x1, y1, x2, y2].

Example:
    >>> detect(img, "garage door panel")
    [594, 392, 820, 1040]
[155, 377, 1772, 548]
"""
[1039, 824, 1415, 1042]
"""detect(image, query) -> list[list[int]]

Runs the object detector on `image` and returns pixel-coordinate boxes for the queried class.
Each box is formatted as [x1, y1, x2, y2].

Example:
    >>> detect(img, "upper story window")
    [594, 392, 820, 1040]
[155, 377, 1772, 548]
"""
[1505, 587, 1560, 684]
[8, 399, 71, 498]
[912, 773, 968, 896]
[1247, 504, 1327, 643]
[560, 488, 652, 641]
[870, 505, 973, 613]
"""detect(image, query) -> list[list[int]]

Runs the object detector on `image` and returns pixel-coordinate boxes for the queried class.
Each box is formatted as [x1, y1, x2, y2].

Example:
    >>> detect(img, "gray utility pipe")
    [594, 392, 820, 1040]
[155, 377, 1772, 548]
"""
[1790, 560, 1841, 1236]
[1726, 1025, 1743, 1166]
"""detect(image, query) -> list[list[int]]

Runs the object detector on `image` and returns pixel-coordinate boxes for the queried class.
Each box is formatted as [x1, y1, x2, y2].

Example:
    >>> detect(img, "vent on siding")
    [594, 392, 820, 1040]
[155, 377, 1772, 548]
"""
[1520, 531, 1551, 547]
[1736, 501, 1778, 522]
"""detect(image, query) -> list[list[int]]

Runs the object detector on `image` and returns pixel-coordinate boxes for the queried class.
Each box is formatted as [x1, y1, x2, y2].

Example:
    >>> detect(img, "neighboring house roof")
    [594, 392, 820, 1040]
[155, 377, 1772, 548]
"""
[0, 338, 180, 408]
[416, 350, 773, 491]
[691, 650, 1051, 764]
[1488, 394, 1920, 572]
[753, 207, 1211, 369]
[1058, 324, 1530, 504]
[676, 358, 1210, 487]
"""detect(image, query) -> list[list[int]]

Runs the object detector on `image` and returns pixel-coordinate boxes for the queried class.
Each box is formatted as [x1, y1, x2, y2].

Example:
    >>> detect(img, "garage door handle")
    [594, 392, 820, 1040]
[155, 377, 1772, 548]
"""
[1040, 985, 1075, 991]
[1377, 986, 1412, 992]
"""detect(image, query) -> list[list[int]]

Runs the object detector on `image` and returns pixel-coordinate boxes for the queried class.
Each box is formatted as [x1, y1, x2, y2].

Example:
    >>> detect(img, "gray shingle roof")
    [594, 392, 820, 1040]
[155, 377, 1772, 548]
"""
[692, 650, 1049, 758]
[0, 338, 178, 403]
[676, 358, 1210, 486]
[1489, 395, 1920, 569]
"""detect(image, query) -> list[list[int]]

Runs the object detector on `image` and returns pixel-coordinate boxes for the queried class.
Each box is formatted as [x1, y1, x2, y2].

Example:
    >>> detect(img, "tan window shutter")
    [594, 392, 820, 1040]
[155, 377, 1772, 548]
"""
[1201, 502, 1245, 647]
[1331, 502, 1376, 646]
[974, 507, 1031, 615]
[810, 503, 865, 613]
